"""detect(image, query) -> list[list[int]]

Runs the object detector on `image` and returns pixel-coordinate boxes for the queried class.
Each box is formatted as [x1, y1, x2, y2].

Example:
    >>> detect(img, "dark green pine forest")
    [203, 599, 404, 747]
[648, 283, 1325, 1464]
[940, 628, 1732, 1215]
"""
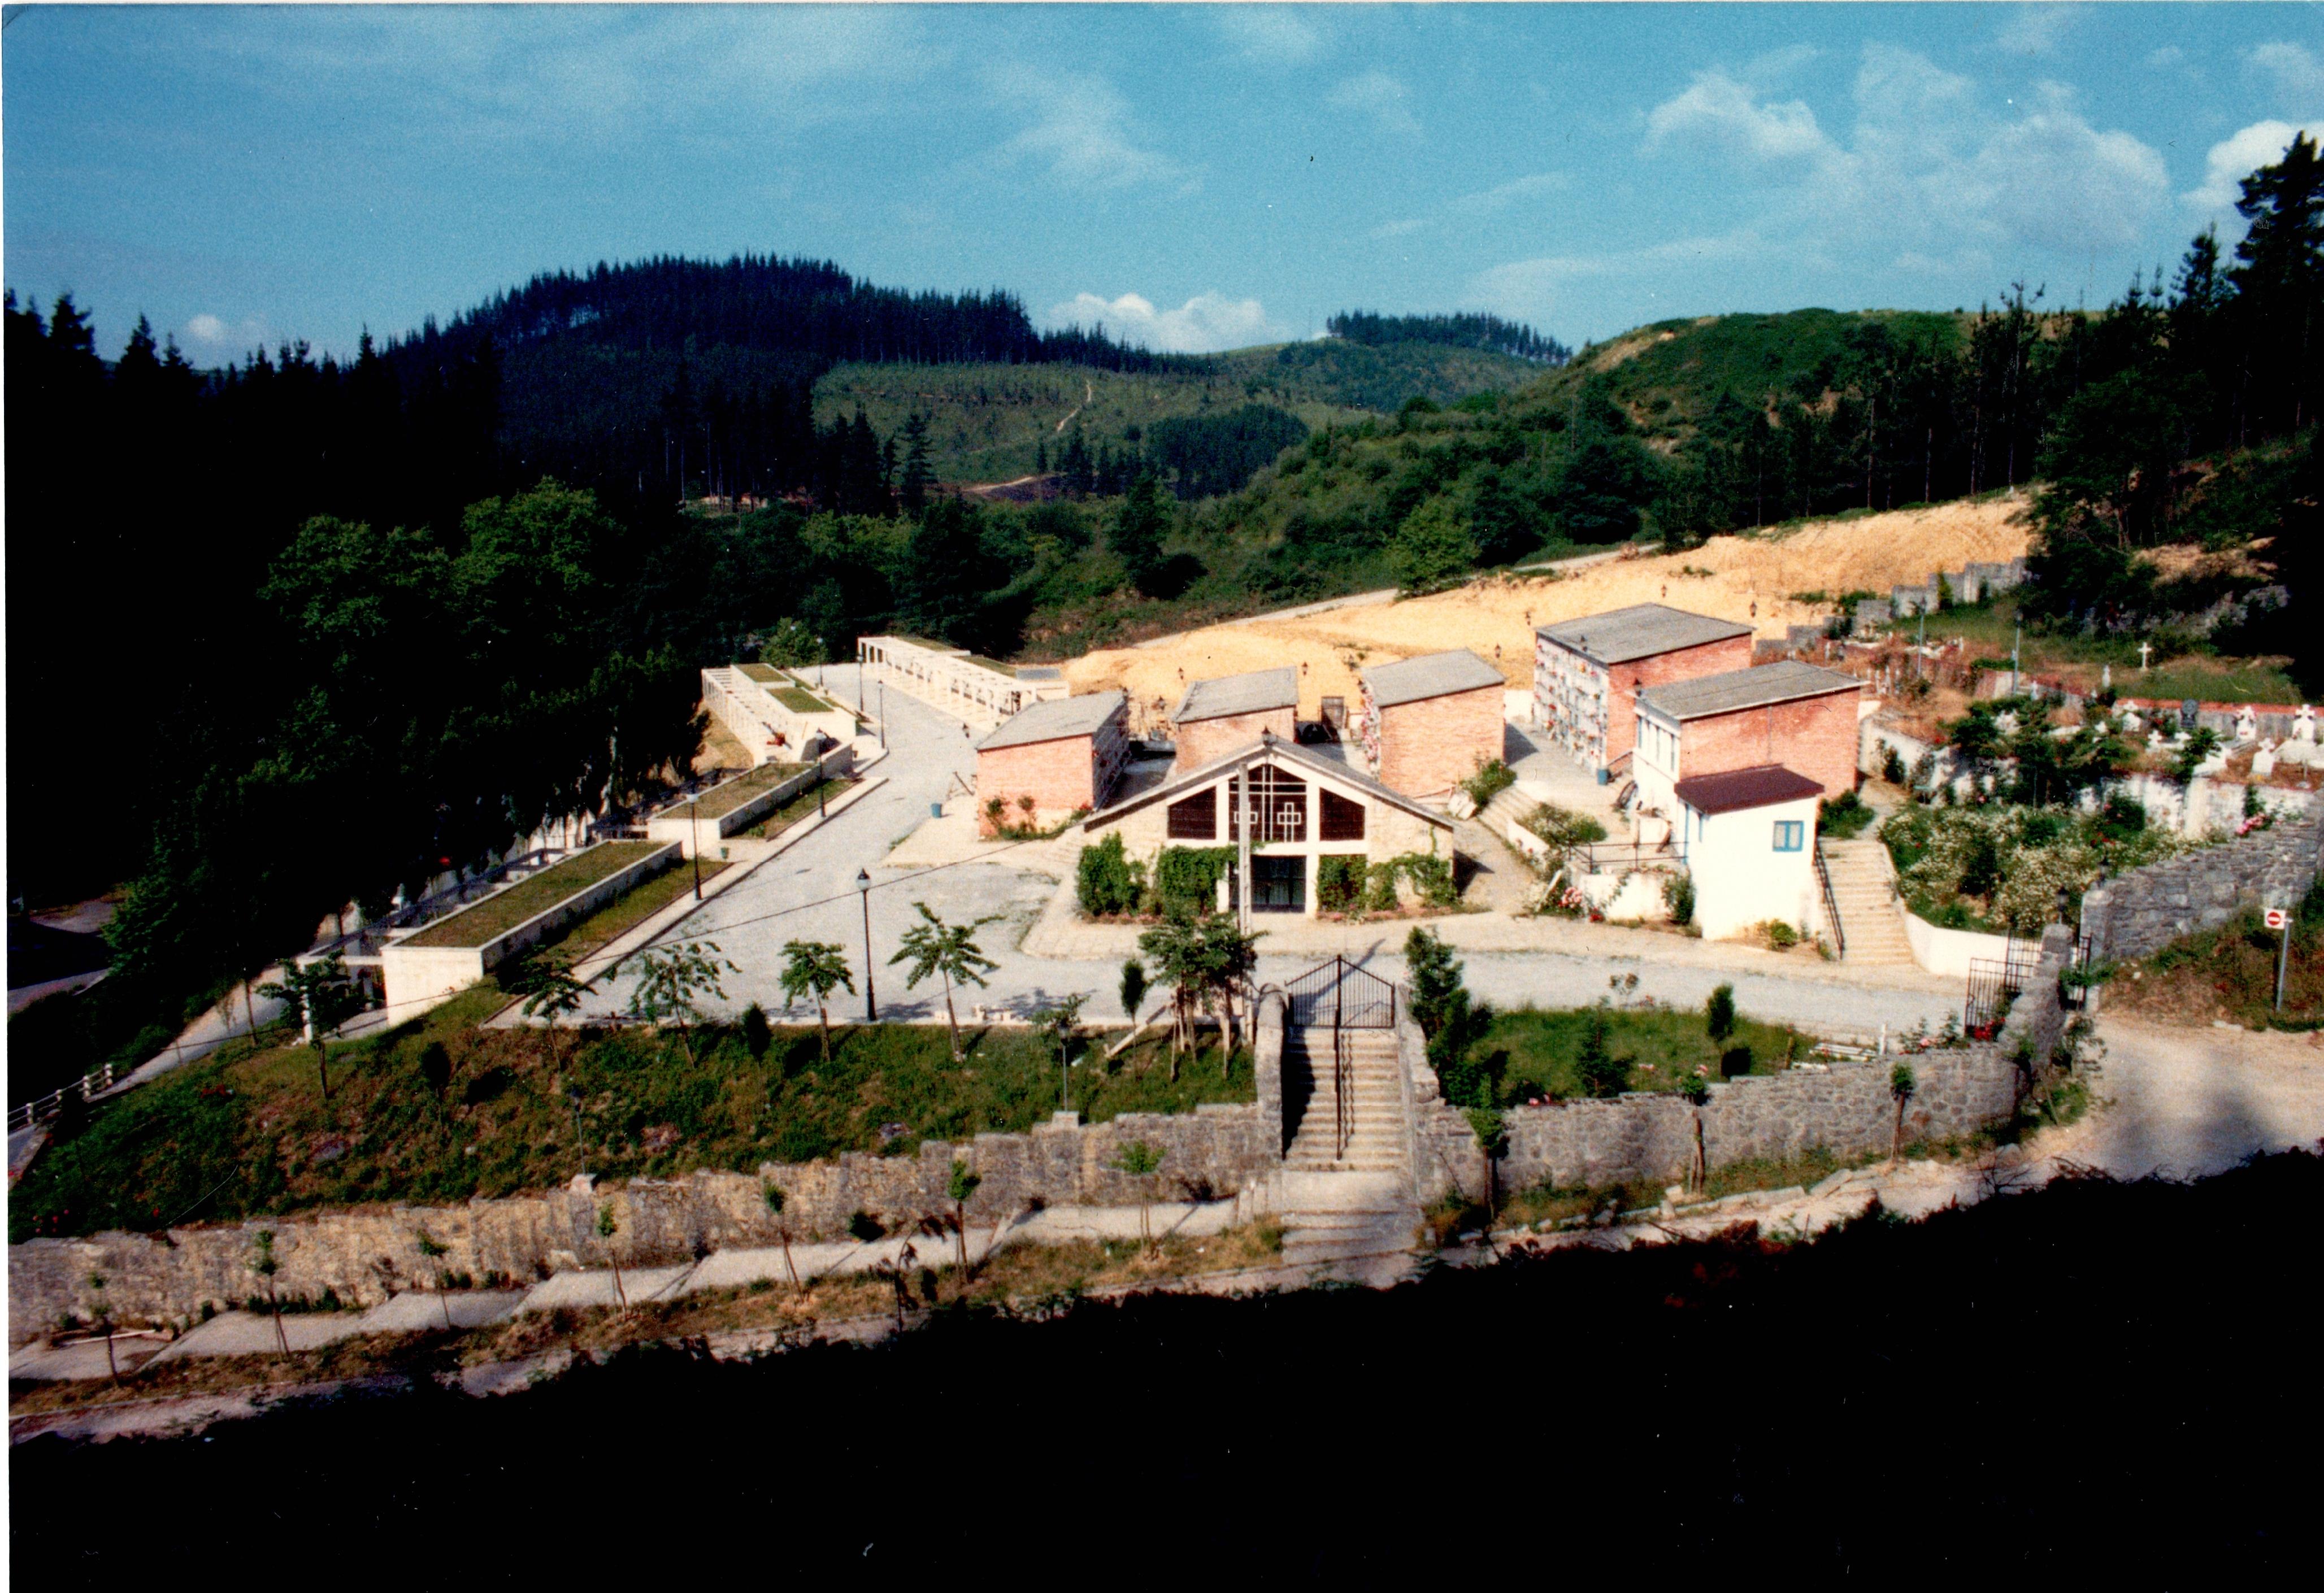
[8, 137, 2324, 1094]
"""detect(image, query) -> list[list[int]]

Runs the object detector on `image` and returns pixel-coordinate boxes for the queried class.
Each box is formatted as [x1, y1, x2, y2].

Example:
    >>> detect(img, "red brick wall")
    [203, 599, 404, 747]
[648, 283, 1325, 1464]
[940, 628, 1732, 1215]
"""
[1679, 687, 1862, 795]
[1378, 685, 1504, 798]
[1607, 634, 1755, 766]
[1175, 707, 1297, 773]
[976, 735, 1097, 834]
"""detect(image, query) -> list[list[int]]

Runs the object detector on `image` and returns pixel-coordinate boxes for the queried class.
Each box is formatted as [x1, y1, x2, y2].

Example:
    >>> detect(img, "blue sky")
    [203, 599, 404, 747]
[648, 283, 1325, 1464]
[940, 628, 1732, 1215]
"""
[6, 4, 2323, 364]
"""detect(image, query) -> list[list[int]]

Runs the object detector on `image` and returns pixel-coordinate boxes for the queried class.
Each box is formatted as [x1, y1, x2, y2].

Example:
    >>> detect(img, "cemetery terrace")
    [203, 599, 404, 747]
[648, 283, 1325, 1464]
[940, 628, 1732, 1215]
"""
[399, 842, 666, 948]
[668, 761, 810, 824]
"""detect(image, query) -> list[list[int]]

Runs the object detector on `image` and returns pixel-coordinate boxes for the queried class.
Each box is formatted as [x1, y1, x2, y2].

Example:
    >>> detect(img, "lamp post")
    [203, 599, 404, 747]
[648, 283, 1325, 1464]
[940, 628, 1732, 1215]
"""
[855, 868, 878, 1020]
[689, 798, 703, 900]
[878, 681, 888, 749]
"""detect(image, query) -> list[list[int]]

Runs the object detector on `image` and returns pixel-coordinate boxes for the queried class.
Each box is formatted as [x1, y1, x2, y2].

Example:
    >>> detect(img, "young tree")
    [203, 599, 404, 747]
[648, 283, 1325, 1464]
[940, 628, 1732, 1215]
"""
[503, 947, 596, 1065]
[763, 1181, 799, 1286]
[1405, 927, 1464, 1038]
[1889, 1061, 1918, 1162]
[1136, 913, 1206, 1073]
[1195, 913, 1264, 1057]
[946, 1159, 983, 1272]
[758, 616, 827, 669]
[889, 903, 1000, 1060]
[258, 953, 358, 1100]
[415, 1229, 455, 1330]
[1109, 1139, 1166, 1253]
[624, 939, 739, 1065]
[1706, 983, 1737, 1046]
[597, 1202, 628, 1308]
[1575, 1013, 1629, 1098]
[779, 939, 856, 1063]
[1041, 992, 1089, 1112]
[741, 1002, 772, 1060]
[86, 1274, 119, 1385]
[250, 1230, 290, 1356]
[1119, 957, 1148, 1022]
[899, 411, 933, 515]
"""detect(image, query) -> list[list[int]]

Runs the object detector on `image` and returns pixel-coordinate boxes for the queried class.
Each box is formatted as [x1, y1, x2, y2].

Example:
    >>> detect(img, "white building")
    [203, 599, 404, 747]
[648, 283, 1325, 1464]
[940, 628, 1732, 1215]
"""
[1671, 764, 1826, 942]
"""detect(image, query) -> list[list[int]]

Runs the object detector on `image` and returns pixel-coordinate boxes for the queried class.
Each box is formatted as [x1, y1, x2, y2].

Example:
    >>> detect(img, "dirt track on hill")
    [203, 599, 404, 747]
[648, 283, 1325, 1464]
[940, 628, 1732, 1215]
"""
[1065, 497, 2035, 726]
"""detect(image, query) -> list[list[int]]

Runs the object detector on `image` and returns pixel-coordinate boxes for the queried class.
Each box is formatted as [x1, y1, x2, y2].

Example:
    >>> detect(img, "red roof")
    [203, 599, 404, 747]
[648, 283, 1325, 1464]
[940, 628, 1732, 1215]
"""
[1671, 764, 1823, 815]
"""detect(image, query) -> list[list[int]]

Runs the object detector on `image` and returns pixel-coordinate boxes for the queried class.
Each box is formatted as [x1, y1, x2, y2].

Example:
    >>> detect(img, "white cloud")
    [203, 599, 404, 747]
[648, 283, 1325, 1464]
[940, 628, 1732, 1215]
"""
[1449, 171, 1571, 215]
[1370, 217, 1430, 240]
[2147, 45, 2186, 69]
[2251, 41, 2324, 105]
[1214, 8, 1323, 67]
[1996, 5, 2080, 58]
[2186, 119, 2314, 215]
[1644, 71, 1834, 167]
[1472, 232, 1769, 317]
[179, 312, 271, 358]
[1045, 291, 1283, 354]
[988, 69, 1189, 192]
[1328, 70, 1419, 136]
[1636, 46, 2166, 257]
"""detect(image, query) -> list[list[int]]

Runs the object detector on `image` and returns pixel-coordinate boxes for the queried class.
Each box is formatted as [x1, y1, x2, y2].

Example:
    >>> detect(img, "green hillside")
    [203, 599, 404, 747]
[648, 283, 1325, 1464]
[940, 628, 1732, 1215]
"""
[813, 340, 1548, 485]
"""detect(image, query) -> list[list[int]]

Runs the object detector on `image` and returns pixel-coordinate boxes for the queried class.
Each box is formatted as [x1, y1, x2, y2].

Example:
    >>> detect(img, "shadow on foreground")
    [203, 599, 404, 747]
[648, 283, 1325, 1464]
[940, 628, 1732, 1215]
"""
[17, 1150, 2324, 1578]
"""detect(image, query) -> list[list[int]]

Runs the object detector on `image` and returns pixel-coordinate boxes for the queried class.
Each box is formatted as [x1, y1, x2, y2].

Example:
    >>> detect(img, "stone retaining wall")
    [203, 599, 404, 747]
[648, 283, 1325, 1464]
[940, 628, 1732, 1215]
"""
[8, 1105, 1274, 1344]
[2079, 811, 2324, 964]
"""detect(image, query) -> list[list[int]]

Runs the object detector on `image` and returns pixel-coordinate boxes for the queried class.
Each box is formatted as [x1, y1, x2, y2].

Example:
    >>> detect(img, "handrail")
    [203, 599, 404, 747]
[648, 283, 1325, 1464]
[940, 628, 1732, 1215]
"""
[1814, 839, 1846, 959]
[1333, 979, 1354, 1161]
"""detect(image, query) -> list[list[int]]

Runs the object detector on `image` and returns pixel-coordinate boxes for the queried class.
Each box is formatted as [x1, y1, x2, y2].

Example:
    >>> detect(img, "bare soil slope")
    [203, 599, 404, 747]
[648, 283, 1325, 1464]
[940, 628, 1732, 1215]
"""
[1066, 497, 2034, 725]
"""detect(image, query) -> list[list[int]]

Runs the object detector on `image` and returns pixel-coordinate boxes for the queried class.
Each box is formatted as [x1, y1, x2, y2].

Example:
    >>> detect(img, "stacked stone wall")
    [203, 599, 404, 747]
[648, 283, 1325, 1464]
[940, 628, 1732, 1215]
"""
[2079, 812, 2324, 963]
[8, 1105, 1274, 1344]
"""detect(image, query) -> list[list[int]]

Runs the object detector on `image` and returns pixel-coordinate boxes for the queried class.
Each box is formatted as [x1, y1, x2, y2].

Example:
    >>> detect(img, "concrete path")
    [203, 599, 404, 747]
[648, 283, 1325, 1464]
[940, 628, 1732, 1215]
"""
[2042, 1017, 2324, 1181]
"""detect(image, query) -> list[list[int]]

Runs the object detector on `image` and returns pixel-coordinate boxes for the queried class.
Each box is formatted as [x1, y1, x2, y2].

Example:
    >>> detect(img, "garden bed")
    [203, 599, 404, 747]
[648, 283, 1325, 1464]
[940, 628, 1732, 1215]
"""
[1474, 1005, 1819, 1105]
[1882, 798, 2183, 937]
[669, 761, 810, 824]
[735, 777, 861, 839]
[399, 843, 667, 949]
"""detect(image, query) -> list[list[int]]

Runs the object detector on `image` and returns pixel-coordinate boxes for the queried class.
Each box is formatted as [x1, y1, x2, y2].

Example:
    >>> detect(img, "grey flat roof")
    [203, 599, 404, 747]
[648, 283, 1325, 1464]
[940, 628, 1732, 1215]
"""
[1638, 660, 1862, 721]
[1673, 764, 1824, 815]
[1174, 667, 1298, 724]
[1362, 649, 1505, 708]
[976, 690, 1126, 751]
[1535, 604, 1752, 665]
[1014, 666, 1065, 681]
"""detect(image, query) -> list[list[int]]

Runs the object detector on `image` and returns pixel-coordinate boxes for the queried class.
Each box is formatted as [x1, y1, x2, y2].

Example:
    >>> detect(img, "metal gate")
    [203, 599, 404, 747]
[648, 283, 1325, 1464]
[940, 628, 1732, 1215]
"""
[1964, 936, 2041, 1040]
[1284, 955, 1396, 1030]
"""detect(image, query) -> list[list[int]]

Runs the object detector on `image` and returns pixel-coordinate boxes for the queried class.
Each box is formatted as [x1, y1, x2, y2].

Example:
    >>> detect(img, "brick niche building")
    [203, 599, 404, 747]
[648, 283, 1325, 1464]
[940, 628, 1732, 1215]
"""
[1631, 660, 1863, 812]
[1534, 604, 1753, 773]
[1357, 649, 1507, 799]
[1172, 667, 1298, 773]
[974, 690, 1130, 834]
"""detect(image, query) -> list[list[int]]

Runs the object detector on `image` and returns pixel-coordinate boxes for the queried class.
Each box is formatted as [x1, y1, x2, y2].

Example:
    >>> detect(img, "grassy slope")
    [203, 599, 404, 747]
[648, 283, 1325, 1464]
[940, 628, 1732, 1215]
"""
[10, 1000, 1252, 1240]
[813, 341, 1549, 485]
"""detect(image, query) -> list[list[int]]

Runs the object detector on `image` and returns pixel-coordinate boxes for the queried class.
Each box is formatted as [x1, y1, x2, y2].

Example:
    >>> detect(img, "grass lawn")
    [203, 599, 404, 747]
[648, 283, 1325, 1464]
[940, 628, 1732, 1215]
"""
[401, 842, 667, 948]
[549, 860, 729, 957]
[10, 1014, 1251, 1241]
[737, 663, 781, 683]
[774, 686, 836, 713]
[1880, 594, 2300, 704]
[669, 761, 809, 824]
[735, 777, 859, 839]
[1478, 1005, 1817, 1105]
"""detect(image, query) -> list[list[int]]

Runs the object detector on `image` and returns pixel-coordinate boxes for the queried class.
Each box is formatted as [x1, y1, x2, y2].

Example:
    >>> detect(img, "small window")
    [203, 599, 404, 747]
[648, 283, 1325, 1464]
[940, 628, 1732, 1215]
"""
[1774, 820, 1805, 852]
[1167, 791, 1217, 839]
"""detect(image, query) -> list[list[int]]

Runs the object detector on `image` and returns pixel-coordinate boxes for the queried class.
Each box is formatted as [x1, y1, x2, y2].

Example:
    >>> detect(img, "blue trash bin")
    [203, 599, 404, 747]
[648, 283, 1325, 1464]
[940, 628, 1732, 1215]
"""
[932, 802, 944, 818]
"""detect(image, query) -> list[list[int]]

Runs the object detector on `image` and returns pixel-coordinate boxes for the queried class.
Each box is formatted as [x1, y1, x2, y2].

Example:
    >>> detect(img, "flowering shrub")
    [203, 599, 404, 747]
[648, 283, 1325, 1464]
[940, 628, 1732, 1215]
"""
[1881, 802, 2188, 936]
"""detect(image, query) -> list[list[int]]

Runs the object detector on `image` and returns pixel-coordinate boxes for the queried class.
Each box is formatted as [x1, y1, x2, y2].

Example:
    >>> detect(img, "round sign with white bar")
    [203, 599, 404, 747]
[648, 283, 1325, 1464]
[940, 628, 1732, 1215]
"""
[2265, 908, 2288, 930]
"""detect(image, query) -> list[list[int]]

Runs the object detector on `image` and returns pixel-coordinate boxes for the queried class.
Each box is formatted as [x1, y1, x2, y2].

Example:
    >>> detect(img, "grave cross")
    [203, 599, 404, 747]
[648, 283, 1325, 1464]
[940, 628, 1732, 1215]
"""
[2138, 641, 2153, 674]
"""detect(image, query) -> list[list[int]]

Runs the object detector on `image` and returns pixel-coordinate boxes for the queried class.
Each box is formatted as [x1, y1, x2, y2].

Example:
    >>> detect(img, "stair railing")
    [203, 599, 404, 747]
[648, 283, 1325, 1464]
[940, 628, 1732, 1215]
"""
[1333, 977, 1354, 1162]
[1814, 839, 1846, 960]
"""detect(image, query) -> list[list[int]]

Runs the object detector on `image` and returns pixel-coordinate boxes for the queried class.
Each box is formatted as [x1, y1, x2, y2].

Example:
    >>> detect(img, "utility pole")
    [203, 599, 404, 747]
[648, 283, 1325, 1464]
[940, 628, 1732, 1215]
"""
[2276, 907, 2292, 1012]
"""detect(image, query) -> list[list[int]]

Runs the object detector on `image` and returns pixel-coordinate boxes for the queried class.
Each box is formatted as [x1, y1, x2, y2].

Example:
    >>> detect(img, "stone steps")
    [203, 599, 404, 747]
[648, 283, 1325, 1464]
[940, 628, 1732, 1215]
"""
[1819, 839, 1919, 968]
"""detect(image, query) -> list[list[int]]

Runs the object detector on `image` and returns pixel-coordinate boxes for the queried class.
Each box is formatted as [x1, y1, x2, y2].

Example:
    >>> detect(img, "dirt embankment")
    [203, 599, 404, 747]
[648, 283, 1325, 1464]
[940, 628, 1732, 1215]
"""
[1065, 497, 2035, 724]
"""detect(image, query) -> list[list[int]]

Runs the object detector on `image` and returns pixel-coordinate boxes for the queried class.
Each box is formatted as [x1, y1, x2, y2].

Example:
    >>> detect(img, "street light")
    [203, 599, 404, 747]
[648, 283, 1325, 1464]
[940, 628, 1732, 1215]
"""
[689, 797, 703, 900]
[856, 868, 878, 1021]
[878, 681, 887, 749]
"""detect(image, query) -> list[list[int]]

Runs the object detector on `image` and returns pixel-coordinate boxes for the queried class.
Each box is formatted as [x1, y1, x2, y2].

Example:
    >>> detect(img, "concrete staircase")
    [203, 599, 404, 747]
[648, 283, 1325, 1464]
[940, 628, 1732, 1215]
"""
[1275, 1027, 1421, 1272]
[1819, 839, 1918, 968]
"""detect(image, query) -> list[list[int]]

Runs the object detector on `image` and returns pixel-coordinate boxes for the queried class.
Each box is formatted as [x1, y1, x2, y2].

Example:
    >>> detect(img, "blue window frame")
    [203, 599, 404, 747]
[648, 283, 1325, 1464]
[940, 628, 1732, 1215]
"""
[1774, 820, 1805, 852]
